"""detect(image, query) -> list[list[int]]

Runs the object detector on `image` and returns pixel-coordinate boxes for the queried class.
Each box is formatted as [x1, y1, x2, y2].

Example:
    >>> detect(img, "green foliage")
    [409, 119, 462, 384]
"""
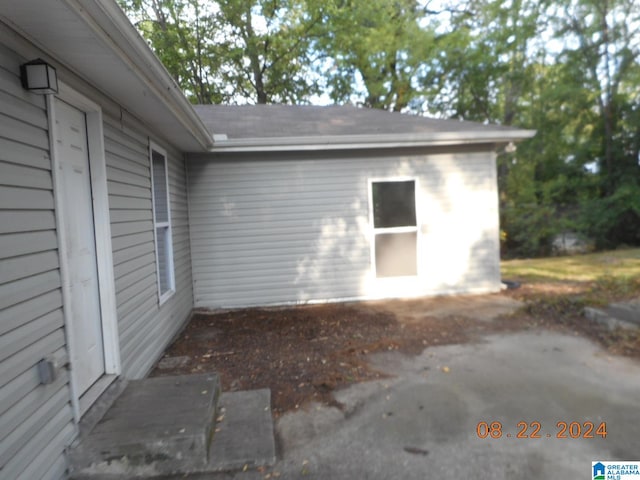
[117, 0, 321, 104]
[581, 183, 640, 249]
[212, 0, 322, 104]
[310, 0, 437, 110]
[119, 0, 223, 103]
[424, 0, 546, 124]
[466, 0, 640, 256]
[502, 203, 558, 258]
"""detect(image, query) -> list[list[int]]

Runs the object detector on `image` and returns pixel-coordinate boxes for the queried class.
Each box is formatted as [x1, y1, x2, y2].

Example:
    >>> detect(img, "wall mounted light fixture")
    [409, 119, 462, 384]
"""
[20, 58, 58, 94]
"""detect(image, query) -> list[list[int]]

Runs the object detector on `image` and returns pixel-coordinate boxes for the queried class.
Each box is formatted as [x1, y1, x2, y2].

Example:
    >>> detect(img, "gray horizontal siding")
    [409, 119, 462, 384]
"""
[105, 115, 194, 380]
[0, 42, 74, 480]
[187, 148, 501, 308]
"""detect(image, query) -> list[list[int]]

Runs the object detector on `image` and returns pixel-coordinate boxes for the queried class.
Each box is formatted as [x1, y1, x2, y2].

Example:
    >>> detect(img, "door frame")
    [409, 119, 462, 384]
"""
[367, 176, 421, 281]
[47, 82, 120, 421]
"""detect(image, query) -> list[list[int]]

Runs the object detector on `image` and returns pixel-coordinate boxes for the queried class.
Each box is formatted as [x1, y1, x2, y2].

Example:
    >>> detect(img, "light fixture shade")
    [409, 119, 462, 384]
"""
[20, 59, 58, 94]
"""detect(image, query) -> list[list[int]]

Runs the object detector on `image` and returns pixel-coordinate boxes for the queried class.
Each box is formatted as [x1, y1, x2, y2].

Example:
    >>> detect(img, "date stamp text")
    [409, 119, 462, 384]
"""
[476, 421, 607, 439]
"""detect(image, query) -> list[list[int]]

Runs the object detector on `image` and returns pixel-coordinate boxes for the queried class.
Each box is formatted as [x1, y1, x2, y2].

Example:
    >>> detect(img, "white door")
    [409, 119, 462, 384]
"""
[55, 98, 105, 394]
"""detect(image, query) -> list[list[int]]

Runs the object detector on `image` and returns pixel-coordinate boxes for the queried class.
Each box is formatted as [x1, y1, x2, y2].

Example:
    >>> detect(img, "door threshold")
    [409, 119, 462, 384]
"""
[79, 374, 118, 418]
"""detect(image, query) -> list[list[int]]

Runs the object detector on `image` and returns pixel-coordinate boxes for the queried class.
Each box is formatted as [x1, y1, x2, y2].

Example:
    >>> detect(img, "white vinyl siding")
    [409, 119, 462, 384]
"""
[150, 144, 175, 303]
[0, 43, 74, 480]
[104, 119, 193, 380]
[187, 147, 501, 308]
[1, 17, 196, 480]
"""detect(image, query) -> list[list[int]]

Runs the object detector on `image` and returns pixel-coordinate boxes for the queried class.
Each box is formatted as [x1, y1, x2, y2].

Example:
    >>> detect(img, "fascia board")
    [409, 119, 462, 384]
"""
[63, 0, 214, 150]
[207, 129, 537, 153]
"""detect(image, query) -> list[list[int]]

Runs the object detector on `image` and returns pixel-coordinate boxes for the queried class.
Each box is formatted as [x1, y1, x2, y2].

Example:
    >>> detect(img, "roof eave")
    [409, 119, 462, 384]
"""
[87, 0, 214, 150]
[206, 129, 537, 153]
[0, 0, 214, 151]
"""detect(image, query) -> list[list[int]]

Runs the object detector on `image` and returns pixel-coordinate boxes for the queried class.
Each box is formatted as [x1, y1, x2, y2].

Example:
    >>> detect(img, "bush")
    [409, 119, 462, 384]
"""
[501, 203, 564, 258]
[581, 183, 640, 249]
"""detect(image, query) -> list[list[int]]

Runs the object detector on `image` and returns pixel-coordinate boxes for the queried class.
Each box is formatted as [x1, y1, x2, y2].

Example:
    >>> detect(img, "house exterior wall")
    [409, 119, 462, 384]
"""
[105, 118, 194, 379]
[0, 28, 194, 480]
[0, 42, 75, 480]
[187, 147, 501, 309]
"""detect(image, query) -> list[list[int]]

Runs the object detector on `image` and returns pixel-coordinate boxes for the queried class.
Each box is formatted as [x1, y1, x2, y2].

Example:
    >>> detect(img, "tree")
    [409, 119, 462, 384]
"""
[212, 0, 321, 104]
[551, 0, 640, 246]
[117, 0, 322, 104]
[553, 0, 640, 193]
[310, 0, 437, 111]
[424, 0, 566, 255]
[422, 0, 548, 124]
[119, 0, 222, 103]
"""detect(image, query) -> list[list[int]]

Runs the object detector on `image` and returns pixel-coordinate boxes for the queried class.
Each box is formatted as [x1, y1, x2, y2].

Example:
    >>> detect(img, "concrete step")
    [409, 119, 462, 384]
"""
[607, 300, 640, 326]
[208, 389, 276, 472]
[584, 302, 640, 331]
[69, 374, 220, 477]
[69, 375, 276, 479]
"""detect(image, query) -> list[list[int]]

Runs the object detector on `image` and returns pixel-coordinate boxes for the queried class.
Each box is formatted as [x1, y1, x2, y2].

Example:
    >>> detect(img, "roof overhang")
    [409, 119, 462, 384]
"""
[0, 0, 214, 151]
[205, 129, 537, 153]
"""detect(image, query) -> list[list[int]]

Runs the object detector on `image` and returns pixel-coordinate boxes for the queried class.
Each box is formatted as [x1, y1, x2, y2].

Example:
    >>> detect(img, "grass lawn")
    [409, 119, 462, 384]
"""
[501, 248, 640, 360]
[501, 248, 640, 283]
[501, 248, 640, 306]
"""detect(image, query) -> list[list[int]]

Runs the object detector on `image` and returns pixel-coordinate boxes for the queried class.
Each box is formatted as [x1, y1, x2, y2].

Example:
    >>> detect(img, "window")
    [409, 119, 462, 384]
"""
[370, 179, 418, 278]
[150, 144, 175, 303]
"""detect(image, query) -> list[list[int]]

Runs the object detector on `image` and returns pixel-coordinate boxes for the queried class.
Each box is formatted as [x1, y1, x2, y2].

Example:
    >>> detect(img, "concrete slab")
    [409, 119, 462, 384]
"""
[207, 389, 276, 471]
[70, 380, 276, 479]
[607, 299, 640, 326]
[270, 331, 640, 479]
[69, 374, 220, 477]
[585, 306, 639, 330]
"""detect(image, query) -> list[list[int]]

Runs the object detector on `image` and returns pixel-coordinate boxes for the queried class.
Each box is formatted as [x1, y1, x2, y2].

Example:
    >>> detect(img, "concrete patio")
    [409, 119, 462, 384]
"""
[66, 296, 640, 480]
[235, 330, 639, 479]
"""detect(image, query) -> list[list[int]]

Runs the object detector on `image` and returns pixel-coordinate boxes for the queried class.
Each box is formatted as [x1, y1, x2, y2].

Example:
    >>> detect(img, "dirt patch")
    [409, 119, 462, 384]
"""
[151, 290, 640, 416]
[152, 298, 494, 415]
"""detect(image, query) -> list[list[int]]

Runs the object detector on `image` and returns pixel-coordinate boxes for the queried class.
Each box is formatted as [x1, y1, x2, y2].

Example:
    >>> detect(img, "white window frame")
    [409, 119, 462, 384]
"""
[368, 177, 420, 279]
[150, 142, 175, 304]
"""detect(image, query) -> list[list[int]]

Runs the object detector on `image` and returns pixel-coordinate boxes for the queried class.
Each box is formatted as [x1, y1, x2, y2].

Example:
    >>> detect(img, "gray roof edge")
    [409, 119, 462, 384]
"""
[208, 129, 537, 153]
